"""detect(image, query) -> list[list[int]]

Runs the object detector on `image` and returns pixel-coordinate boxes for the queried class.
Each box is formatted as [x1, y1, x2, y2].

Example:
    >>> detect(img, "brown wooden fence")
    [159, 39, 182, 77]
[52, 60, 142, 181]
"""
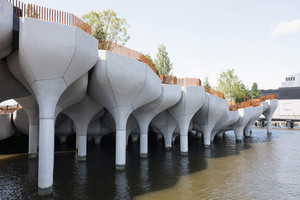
[228, 95, 277, 111]
[7, 0, 91, 34]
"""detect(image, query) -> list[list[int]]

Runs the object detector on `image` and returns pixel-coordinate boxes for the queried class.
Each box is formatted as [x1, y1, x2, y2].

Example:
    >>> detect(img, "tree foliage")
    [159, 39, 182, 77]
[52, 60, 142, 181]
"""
[203, 76, 212, 93]
[154, 44, 173, 76]
[145, 53, 156, 71]
[251, 82, 261, 98]
[233, 83, 251, 103]
[216, 69, 251, 103]
[82, 10, 130, 49]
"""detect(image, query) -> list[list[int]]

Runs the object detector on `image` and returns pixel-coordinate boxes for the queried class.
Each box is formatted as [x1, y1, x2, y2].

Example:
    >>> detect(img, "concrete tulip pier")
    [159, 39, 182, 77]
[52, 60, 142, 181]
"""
[18, 17, 98, 194]
[150, 110, 178, 150]
[168, 86, 205, 155]
[87, 109, 113, 144]
[126, 115, 138, 145]
[210, 110, 239, 141]
[132, 84, 181, 157]
[263, 99, 278, 135]
[89, 50, 162, 170]
[55, 73, 89, 119]
[14, 96, 39, 158]
[63, 95, 103, 160]
[244, 106, 263, 137]
[230, 107, 253, 142]
[193, 94, 228, 148]
[55, 116, 74, 143]
[0, 0, 13, 59]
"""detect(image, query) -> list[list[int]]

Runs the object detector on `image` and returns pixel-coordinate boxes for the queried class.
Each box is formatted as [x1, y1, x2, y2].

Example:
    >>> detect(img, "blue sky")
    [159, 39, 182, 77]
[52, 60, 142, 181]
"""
[19, 0, 300, 89]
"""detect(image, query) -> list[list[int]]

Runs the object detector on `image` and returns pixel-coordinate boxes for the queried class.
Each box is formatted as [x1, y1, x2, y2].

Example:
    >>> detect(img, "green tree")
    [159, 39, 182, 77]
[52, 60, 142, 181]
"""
[251, 82, 261, 98]
[233, 83, 251, 103]
[145, 53, 156, 71]
[82, 10, 130, 49]
[154, 44, 173, 76]
[203, 76, 211, 93]
[216, 69, 240, 104]
[216, 69, 251, 104]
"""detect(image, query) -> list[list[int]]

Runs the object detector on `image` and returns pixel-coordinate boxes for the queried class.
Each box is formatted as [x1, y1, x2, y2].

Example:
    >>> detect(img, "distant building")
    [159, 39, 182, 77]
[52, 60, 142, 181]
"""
[260, 73, 300, 121]
[260, 87, 300, 100]
[280, 72, 300, 87]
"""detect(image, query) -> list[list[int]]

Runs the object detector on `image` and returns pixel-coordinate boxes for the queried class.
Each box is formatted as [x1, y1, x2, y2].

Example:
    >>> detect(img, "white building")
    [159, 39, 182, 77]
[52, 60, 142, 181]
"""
[280, 73, 300, 87]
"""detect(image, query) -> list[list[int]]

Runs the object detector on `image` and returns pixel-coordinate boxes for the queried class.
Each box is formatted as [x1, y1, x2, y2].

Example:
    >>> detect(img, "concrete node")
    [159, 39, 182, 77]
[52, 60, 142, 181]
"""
[38, 186, 53, 196]
[116, 164, 126, 170]
[244, 135, 251, 138]
[28, 153, 37, 159]
[267, 132, 272, 135]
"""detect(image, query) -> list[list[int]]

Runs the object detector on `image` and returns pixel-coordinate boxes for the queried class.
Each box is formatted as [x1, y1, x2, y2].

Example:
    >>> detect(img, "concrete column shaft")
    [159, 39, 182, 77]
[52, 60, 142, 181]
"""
[180, 135, 188, 154]
[77, 135, 87, 159]
[234, 127, 243, 141]
[203, 131, 211, 147]
[140, 132, 148, 156]
[28, 124, 38, 157]
[38, 118, 55, 191]
[267, 118, 272, 134]
[116, 129, 126, 170]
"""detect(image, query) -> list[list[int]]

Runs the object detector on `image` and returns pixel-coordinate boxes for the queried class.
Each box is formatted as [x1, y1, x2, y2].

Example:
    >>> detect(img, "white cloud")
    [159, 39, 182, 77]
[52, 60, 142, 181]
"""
[270, 19, 300, 36]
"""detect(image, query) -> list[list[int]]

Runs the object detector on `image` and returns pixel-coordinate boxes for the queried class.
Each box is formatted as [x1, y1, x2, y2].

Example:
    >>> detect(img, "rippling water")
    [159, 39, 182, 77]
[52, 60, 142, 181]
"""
[0, 128, 300, 199]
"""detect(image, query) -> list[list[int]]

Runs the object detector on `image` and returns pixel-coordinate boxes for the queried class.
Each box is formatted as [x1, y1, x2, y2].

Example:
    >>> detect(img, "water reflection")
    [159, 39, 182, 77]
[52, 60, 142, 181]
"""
[0, 129, 300, 199]
[72, 160, 88, 199]
[115, 171, 130, 200]
[140, 158, 151, 193]
[179, 156, 189, 176]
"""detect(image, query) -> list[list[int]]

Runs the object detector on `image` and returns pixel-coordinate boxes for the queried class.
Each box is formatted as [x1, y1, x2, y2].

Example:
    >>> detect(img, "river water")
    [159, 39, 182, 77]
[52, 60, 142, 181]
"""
[0, 127, 300, 200]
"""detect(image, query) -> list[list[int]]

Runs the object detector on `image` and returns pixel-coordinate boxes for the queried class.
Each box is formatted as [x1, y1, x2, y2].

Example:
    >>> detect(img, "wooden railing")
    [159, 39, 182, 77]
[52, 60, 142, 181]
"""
[101, 41, 157, 74]
[7, 0, 91, 34]
[205, 87, 225, 99]
[159, 75, 177, 84]
[0, 104, 21, 114]
[228, 95, 276, 111]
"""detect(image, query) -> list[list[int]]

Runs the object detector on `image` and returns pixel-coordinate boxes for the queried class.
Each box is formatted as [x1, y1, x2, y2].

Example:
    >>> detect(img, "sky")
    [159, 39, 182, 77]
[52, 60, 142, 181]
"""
[18, 0, 300, 90]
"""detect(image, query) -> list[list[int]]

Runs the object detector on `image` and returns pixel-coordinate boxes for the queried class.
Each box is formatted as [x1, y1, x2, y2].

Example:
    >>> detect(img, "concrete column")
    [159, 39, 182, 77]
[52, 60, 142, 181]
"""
[233, 127, 243, 142]
[89, 50, 162, 169]
[164, 133, 173, 150]
[169, 86, 206, 155]
[263, 100, 278, 135]
[244, 106, 263, 138]
[203, 126, 212, 148]
[28, 124, 38, 158]
[180, 134, 188, 155]
[151, 111, 178, 151]
[77, 135, 87, 161]
[116, 129, 126, 170]
[62, 95, 104, 161]
[192, 94, 229, 148]
[38, 118, 55, 194]
[132, 84, 181, 157]
[140, 132, 148, 157]
[17, 17, 97, 194]
[14, 96, 39, 158]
